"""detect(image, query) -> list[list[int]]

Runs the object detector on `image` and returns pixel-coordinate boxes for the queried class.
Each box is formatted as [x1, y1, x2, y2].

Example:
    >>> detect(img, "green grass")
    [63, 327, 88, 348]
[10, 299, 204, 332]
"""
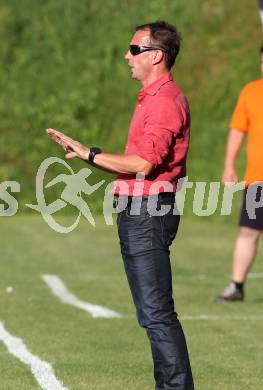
[0, 215, 263, 389]
[0, 0, 261, 207]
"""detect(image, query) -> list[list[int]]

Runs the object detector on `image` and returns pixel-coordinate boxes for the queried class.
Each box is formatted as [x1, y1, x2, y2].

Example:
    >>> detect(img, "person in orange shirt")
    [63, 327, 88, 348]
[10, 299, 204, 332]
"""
[216, 46, 263, 302]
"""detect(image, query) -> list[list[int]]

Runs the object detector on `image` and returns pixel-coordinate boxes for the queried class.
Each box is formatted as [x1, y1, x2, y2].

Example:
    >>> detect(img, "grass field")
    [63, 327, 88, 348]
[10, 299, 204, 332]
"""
[0, 215, 263, 390]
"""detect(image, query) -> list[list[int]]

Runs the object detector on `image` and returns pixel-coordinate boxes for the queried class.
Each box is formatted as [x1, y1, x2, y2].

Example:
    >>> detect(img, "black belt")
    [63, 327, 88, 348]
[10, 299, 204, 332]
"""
[113, 192, 175, 208]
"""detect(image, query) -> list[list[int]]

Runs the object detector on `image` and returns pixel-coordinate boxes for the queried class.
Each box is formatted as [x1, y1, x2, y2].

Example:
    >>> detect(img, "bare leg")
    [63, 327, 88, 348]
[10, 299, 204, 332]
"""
[232, 227, 261, 283]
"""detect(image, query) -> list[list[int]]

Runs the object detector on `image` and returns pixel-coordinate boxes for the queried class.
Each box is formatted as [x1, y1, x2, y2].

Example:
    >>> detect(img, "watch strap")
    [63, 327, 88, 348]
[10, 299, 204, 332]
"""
[88, 147, 102, 163]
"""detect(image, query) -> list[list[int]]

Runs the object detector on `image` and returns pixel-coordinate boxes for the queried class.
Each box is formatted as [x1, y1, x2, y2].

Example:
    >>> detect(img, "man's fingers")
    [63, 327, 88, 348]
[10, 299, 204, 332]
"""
[46, 128, 72, 144]
[46, 131, 62, 144]
[62, 138, 79, 150]
[65, 152, 78, 159]
[49, 135, 61, 145]
[46, 128, 64, 137]
[46, 128, 79, 147]
[47, 131, 70, 147]
[58, 140, 75, 152]
[57, 134, 77, 147]
[53, 135, 66, 148]
[46, 128, 85, 158]
[47, 132, 72, 152]
[222, 176, 238, 186]
[46, 128, 62, 138]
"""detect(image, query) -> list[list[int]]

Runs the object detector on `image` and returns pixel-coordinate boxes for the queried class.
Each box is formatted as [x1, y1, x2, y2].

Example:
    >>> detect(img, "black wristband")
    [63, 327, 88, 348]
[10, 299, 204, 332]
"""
[88, 147, 102, 163]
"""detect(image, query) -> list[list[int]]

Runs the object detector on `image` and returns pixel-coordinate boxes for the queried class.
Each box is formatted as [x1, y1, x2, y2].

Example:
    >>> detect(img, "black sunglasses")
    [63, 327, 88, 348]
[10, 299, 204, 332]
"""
[129, 44, 165, 56]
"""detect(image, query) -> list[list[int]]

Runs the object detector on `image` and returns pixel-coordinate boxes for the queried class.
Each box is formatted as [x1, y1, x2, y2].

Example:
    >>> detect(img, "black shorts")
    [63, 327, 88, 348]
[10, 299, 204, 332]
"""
[239, 183, 263, 230]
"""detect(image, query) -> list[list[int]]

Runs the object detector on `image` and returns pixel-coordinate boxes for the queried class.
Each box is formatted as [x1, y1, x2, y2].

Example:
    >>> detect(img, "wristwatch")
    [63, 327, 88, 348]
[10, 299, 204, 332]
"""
[88, 147, 102, 163]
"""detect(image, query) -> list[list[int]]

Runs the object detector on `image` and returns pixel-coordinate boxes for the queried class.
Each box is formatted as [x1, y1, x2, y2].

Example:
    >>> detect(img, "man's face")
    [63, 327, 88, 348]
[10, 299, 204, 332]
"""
[125, 29, 154, 84]
[261, 53, 263, 76]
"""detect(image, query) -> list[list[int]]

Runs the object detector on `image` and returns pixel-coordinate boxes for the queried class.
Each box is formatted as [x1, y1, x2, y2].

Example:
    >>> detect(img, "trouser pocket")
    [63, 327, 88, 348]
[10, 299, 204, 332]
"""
[161, 213, 180, 246]
[118, 211, 152, 256]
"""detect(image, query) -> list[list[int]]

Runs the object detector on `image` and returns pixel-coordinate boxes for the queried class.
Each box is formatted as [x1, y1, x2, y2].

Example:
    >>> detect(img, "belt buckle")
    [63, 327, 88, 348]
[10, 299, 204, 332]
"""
[113, 196, 119, 209]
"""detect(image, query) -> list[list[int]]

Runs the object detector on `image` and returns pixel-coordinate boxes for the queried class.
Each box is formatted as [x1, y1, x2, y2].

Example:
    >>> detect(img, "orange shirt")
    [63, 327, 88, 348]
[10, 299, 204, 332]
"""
[230, 79, 263, 184]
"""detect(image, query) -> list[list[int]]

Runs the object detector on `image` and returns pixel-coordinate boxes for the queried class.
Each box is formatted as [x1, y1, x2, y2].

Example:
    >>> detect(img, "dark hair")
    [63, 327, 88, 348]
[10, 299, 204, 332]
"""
[135, 21, 181, 69]
[260, 45, 263, 54]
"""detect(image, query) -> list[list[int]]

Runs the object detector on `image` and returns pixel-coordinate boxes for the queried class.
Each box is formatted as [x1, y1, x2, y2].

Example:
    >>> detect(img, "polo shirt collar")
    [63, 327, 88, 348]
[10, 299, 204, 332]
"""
[140, 72, 173, 97]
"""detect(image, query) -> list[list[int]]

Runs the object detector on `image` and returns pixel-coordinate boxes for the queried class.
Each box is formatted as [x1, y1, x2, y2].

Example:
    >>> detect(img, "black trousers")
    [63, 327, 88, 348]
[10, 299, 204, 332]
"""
[116, 195, 194, 390]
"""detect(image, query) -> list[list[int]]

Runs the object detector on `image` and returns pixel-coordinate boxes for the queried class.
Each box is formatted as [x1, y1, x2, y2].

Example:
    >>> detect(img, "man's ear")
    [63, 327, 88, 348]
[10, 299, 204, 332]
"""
[152, 50, 164, 65]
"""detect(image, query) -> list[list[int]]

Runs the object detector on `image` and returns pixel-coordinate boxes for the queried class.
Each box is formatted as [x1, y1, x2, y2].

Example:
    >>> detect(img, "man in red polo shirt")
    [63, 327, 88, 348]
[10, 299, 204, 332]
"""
[47, 21, 194, 390]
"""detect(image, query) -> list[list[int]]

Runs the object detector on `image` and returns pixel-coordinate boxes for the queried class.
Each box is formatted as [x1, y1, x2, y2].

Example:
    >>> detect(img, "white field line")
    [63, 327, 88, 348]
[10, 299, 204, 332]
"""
[0, 322, 69, 390]
[180, 315, 263, 321]
[260, 10, 263, 26]
[196, 272, 263, 280]
[226, 272, 263, 279]
[247, 272, 263, 279]
[42, 274, 122, 318]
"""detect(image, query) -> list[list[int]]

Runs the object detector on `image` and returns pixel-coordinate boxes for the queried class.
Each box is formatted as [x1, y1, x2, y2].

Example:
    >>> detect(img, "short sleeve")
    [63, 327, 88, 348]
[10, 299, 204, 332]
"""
[135, 96, 186, 166]
[229, 86, 249, 132]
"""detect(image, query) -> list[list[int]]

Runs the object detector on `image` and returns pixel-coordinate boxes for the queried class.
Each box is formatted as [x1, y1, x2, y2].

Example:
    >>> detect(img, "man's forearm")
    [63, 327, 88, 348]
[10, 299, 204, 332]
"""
[46, 128, 154, 175]
[224, 129, 245, 168]
[93, 152, 154, 175]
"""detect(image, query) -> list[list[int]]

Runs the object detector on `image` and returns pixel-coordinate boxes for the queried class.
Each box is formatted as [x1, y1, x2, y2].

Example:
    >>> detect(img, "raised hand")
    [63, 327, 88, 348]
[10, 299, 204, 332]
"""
[46, 128, 90, 160]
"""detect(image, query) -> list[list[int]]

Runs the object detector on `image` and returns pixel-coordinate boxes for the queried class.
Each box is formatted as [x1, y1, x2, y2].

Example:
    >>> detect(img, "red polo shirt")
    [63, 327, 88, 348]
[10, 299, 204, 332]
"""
[113, 72, 190, 195]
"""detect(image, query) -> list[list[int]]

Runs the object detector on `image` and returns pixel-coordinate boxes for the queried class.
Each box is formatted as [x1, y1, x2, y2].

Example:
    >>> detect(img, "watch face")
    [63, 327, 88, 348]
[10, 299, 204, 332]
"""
[93, 147, 102, 153]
